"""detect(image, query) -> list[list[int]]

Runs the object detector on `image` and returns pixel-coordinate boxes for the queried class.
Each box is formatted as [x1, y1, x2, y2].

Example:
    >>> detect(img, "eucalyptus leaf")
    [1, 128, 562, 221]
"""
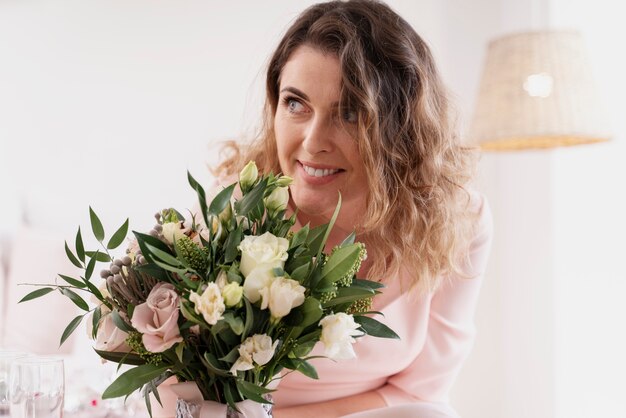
[58, 274, 86, 288]
[64, 241, 83, 269]
[107, 218, 129, 250]
[75, 227, 85, 263]
[86, 251, 111, 262]
[60, 288, 89, 311]
[102, 364, 169, 399]
[84, 250, 99, 281]
[60, 315, 84, 346]
[18, 287, 54, 303]
[89, 206, 105, 242]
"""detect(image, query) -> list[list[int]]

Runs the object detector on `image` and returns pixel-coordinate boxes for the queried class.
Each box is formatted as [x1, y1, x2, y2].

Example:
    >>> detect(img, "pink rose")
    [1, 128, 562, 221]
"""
[131, 283, 183, 352]
[95, 314, 131, 353]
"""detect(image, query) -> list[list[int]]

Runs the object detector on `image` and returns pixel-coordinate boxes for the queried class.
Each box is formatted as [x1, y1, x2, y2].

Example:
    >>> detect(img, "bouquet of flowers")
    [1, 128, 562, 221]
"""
[21, 161, 398, 417]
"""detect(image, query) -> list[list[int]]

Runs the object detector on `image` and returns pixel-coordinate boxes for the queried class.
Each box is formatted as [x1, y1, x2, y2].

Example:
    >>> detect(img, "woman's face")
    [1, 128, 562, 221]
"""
[274, 45, 368, 229]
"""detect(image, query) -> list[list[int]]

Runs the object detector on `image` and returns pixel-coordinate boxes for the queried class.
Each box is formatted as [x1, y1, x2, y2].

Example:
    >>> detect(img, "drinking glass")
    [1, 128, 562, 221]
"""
[9, 357, 64, 418]
[0, 349, 28, 416]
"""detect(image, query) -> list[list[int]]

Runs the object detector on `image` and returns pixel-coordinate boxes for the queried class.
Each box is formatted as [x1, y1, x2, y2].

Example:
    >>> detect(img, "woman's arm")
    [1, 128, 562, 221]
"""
[273, 390, 387, 418]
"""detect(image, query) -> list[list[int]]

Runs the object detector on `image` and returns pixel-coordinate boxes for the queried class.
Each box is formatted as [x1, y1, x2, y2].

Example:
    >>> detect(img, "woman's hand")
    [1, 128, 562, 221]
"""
[272, 390, 387, 418]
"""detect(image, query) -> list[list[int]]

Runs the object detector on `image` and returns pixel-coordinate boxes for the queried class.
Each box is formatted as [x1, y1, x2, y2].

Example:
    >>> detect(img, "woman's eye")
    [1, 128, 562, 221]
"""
[342, 109, 357, 123]
[285, 98, 305, 114]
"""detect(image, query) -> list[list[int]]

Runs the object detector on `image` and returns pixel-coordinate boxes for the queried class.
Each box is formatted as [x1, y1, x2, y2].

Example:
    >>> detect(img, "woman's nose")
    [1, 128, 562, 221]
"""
[302, 115, 336, 155]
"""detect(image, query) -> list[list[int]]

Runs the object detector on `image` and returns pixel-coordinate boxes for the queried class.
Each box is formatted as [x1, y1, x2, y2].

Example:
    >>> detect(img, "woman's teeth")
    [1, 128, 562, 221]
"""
[302, 164, 340, 177]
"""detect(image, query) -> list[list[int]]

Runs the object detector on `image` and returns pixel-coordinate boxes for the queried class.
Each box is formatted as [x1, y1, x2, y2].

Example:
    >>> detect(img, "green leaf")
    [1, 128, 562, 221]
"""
[209, 184, 236, 216]
[289, 262, 310, 283]
[83, 277, 104, 301]
[315, 193, 341, 260]
[60, 315, 84, 346]
[289, 224, 309, 250]
[202, 353, 231, 377]
[107, 218, 129, 250]
[353, 315, 400, 339]
[188, 171, 210, 228]
[102, 364, 169, 399]
[86, 251, 111, 262]
[223, 226, 242, 264]
[60, 288, 89, 311]
[295, 297, 323, 328]
[92, 306, 102, 339]
[111, 310, 135, 333]
[235, 177, 268, 217]
[175, 343, 185, 364]
[94, 349, 147, 366]
[352, 278, 385, 290]
[65, 241, 83, 269]
[145, 243, 182, 267]
[75, 227, 85, 263]
[58, 274, 86, 288]
[223, 381, 240, 411]
[236, 380, 274, 404]
[133, 231, 171, 263]
[219, 346, 240, 363]
[18, 287, 54, 303]
[84, 250, 99, 281]
[306, 224, 328, 256]
[292, 339, 317, 358]
[221, 313, 244, 336]
[321, 286, 374, 308]
[242, 298, 254, 340]
[340, 231, 356, 247]
[282, 358, 319, 379]
[321, 244, 361, 283]
[89, 206, 105, 242]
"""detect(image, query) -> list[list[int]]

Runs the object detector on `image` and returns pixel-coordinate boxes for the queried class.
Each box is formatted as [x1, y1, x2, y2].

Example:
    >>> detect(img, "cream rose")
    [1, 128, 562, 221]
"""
[258, 276, 306, 319]
[319, 313, 364, 360]
[131, 283, 183, 353]
[242, 268, 274, 303]
[229, 334, 278, 375]
[92, 313, 131, 353]
[161, 222, 188, 245]
[238, 232, 289, 278]
[189, 282, 225, 325]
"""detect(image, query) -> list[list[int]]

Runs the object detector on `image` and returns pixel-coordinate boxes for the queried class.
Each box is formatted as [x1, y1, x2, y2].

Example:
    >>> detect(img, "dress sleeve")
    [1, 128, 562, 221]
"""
[376, 194, 493, 407]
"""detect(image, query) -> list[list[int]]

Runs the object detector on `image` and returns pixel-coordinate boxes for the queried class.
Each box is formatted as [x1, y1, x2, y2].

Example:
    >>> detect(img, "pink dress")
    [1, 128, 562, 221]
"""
[272, 193, 493, 417]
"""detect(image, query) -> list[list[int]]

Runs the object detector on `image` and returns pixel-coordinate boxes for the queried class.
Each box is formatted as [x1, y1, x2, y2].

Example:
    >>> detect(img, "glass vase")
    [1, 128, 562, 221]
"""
[175, 395, 273, 418]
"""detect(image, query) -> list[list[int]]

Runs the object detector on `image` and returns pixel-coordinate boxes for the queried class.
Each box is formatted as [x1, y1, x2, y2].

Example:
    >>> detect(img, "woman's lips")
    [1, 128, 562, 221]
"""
[297, 161, 344, 186]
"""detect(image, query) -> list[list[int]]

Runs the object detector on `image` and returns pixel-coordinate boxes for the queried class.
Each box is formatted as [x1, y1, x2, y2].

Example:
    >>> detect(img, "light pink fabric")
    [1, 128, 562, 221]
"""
[2, 225, 82, 354]
[272, 192, 493, 416]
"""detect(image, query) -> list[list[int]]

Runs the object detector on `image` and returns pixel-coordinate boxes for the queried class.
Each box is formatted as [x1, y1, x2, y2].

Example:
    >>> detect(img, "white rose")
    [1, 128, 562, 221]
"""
[229, 334, 278, 375]
[161, 222, 188, 245]
[264, 187, 289, 215]
[242, 268, 274, 303]
[319, 313, 364, 360]
[259, 276, 306, 319]
[189, 283, 225, 325]
[238, 232, 289, 277]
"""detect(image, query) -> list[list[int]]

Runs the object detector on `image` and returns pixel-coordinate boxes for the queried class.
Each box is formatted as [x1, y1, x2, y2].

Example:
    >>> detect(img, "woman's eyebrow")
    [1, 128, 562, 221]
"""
[280, 86, 310, 101]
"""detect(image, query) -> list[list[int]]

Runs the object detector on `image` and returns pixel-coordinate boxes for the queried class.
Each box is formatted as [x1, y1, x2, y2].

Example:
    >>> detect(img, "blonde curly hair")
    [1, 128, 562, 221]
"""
[216, 0, 479, 293]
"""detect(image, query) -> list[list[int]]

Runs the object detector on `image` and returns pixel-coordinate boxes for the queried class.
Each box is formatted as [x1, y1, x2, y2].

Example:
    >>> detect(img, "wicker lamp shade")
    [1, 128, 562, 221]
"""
[469, 30, 610, 151]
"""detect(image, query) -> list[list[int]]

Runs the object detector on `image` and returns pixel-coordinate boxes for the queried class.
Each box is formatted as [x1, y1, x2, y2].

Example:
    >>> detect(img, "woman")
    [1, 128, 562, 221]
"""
[214, 1, 493, 417]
